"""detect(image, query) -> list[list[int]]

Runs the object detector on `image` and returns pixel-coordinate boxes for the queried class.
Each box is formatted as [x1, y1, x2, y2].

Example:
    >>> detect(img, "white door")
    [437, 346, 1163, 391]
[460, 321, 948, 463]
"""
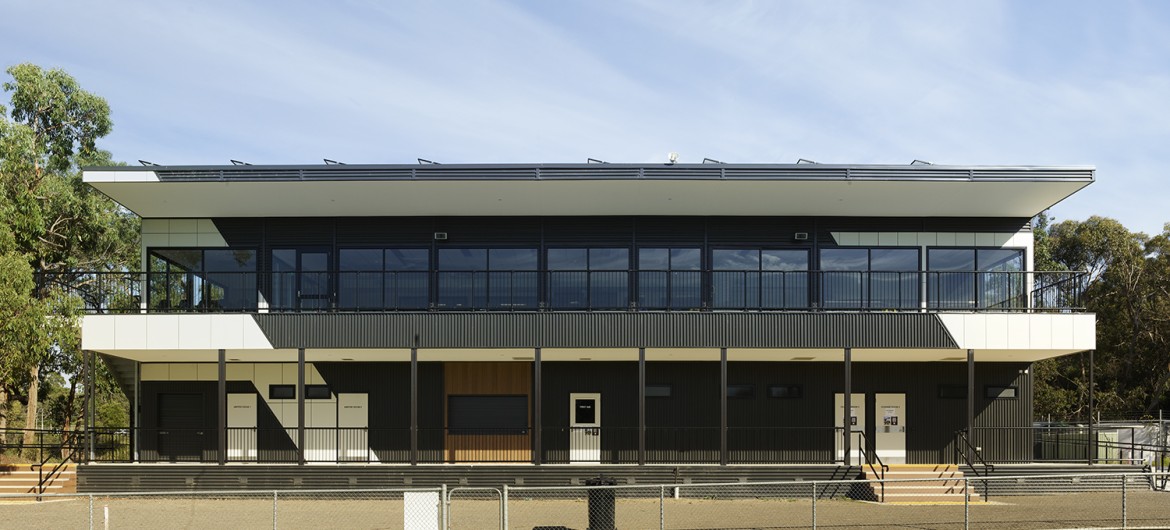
[834, 393, 865, 464]
[227, 393, 257, 460]
[338, 393, 374, 462]
[875, 393, 907, 464]
[569, 393, 601, 463]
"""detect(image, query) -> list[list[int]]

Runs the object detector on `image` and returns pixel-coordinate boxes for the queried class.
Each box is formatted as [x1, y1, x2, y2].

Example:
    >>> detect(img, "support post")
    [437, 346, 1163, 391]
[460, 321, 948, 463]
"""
[410, 346, 418, 466]
[967, 348, 975, 465]
[533, 347, 542, 465]
[1088, 349, 1095, 465]
[843, 348, 852, 463]
[720, 347, 728, 466]
[638, 347, 646, 466]
[297, 348, 305, 466]
[218, 349, 226, 465]
[86, 351, 95, 463]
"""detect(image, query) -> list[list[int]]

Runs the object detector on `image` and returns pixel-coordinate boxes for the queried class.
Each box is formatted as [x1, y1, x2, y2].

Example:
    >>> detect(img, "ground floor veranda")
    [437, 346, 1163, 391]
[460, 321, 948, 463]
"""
[81, 347, 1109, 468]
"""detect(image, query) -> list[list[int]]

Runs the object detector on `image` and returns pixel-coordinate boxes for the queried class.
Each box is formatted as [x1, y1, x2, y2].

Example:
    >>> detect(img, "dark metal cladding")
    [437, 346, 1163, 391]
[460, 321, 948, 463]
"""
[88, 162, 1095, 183]
[251, 312, 959, 349]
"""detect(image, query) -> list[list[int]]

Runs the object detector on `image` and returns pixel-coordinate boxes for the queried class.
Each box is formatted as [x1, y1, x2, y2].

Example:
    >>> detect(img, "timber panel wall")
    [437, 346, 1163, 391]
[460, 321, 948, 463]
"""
[443, 362, 531, 462]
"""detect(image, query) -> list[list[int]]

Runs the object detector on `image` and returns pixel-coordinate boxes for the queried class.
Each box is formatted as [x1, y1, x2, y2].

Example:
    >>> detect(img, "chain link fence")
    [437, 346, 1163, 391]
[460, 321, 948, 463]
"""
[1, 472, 1166, 529]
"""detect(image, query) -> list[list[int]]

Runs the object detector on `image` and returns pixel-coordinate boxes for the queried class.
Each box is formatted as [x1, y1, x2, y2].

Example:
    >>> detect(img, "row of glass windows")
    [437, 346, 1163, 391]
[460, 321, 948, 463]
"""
[147, 247, 1025, 311]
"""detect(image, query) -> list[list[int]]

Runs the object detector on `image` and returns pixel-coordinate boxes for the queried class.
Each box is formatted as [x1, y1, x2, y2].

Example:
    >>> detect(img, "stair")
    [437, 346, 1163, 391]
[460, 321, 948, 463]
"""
[863, 464, 981, 503]
[0, 464, 78, 495]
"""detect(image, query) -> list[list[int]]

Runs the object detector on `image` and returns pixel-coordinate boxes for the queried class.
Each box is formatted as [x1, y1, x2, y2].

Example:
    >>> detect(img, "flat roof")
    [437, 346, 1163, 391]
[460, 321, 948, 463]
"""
[84, 163, 1094, 218]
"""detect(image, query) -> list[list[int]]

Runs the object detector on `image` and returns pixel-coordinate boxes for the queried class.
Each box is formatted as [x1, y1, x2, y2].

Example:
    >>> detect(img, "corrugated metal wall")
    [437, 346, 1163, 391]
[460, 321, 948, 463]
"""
[253, 312, 958, 349]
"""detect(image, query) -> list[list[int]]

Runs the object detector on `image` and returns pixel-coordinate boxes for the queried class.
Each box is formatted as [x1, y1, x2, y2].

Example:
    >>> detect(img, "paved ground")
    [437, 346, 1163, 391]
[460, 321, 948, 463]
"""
[2, 490, 1168, 529]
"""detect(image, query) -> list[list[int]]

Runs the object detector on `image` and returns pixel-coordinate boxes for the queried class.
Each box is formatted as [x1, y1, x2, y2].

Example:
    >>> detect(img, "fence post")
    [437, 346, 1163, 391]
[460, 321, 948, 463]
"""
[964, 477, 969, 530]
[659, 485, 665, 530]
[1122, 474, 1127, 529]
[811, 481, 817, 530]
[502, 484, 508, 530]
[89, 494, 94, 530]
[272, 490, 278, 530]
[441, 484, 448, 530]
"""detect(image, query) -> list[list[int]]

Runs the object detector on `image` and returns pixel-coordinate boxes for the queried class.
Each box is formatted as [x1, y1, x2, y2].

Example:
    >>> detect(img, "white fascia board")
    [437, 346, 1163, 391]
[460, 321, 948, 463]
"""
[937, 313, 1096, 352]
[82, 314, 275, 352]
[83, 170, 160, 183]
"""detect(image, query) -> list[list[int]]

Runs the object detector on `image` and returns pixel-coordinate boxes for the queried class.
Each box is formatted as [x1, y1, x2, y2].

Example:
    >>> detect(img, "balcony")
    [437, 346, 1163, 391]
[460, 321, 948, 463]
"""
[41, 270, 1086, 314]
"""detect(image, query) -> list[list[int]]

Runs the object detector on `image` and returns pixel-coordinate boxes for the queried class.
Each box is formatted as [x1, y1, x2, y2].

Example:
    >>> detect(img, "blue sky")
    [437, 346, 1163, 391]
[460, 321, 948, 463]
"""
[3, 1, 1169, 234]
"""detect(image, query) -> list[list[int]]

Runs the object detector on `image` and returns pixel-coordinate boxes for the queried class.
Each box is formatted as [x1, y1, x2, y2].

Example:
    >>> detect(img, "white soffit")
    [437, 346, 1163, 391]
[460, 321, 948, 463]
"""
[86, 178, 1090, 218]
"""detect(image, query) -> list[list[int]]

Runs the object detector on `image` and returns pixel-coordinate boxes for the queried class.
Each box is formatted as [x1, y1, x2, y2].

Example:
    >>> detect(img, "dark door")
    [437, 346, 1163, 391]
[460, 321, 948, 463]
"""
[158, 393, 206, 462]
[298, 251, 331, 310]
[272, 249, 332, 311]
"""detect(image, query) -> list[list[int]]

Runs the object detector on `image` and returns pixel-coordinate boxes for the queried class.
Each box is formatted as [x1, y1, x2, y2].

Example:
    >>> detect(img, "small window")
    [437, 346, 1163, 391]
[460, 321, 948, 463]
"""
[646, 384, 672, 398]
[938, 385, 967, 399]
[269, 385, 295, 400]
[305, 385, 331, 399]
[727, 384, 755, 399]
[986, 385, 1018, 399]
[768, 384, 803, 399]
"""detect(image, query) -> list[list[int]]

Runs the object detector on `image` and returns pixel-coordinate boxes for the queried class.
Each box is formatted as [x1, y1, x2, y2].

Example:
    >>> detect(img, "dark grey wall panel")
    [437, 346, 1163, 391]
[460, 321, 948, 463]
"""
[253, 312, 958, 350]
[210, 215, 1032, 253]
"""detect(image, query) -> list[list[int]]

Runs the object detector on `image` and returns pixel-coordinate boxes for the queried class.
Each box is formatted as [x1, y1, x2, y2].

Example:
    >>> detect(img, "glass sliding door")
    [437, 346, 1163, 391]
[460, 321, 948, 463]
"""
[638, 248, 701, 309]
[271, 249, 331, 311]
[712, 249, 808, 309]
[548, 248, 630, 309]
[927, 248, 1024, 310]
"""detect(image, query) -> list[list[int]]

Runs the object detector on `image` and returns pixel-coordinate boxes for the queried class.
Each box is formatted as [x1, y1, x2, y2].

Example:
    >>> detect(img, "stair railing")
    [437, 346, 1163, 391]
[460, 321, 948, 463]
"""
[856, 431, 888, 502]
[954, 429, 994, 501]
[31, 428, 82, 501]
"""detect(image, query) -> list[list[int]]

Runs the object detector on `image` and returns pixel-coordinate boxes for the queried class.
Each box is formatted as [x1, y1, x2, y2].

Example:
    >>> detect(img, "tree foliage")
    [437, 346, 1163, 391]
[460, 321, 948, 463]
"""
[0, 64, 137, 447]
[1035, 215, 1170, 419]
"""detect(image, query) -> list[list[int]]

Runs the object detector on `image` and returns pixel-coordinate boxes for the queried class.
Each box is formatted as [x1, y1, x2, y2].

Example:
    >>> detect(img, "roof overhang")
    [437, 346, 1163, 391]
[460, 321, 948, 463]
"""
[84, 163, 1094, 218]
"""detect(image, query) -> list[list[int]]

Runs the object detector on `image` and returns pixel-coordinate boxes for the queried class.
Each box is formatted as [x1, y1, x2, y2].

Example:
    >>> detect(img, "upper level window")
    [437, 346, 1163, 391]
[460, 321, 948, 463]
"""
[638, 248, 701, 309]
[928, 248, 1024, 309]
[820, 248, 919, 309]
[338, 248, 429, 310]
[548, 248, 629, 309]
[148, 248, 257, 311]
[437, 248, 538, 309]
[711, 249, 808, 309]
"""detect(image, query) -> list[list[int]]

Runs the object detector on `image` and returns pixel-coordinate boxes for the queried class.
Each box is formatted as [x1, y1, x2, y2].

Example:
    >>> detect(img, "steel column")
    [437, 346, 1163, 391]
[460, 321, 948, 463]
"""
[720, 347, 728, 466]
[967, 348, 975, 465]
[1089, 349, 1095, 465]
[843, 348, 852, 462]
[410, 346, 418, 465]
[638, 347, 646, 466]
[297, 348, 305, 466]
[533, 347, 542, 465]
[218, 349, 226, 465]
[86, 351, 95, 463]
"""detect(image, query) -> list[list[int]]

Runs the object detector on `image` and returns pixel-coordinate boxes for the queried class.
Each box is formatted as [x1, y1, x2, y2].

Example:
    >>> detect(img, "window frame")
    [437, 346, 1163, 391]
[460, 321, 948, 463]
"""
[268, 384, 295, 400]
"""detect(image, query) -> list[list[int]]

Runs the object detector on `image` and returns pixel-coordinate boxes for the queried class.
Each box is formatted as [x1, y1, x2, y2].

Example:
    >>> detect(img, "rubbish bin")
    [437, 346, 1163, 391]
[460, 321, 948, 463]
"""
[585, 475, 617, 530]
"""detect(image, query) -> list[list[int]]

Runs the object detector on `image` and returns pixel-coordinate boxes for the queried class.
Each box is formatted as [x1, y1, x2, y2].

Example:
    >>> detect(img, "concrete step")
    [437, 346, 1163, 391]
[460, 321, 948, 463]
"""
[883, 493, 983, 503]
[0, 465, 77, 494]
[865, 464, 975, 503]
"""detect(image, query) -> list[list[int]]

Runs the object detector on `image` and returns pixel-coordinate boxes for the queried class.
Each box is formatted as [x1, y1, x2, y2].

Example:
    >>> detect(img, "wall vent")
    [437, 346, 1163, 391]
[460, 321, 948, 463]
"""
[434, 232, 448, 240]
[794, 232, 809, 240]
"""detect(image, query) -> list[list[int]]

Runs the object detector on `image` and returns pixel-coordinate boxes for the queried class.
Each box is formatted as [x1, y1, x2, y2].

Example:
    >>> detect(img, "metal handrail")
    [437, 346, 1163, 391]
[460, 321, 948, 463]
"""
[855, 431, 887, 502]
[37, 269, 1088, 314]
[955, 429, 995, 501]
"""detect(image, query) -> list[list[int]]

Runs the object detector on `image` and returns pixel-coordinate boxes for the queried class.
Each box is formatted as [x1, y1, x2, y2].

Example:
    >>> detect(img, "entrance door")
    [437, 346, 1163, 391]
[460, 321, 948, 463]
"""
[569, 393, 601, 463]
[338, 393, 373, 462]
[875, 393, 907, 464]
[158, 393, 205, 461]
[834, 393, 865, 464]
[272, 249, 332, 311]
[227, 393, 257, 461]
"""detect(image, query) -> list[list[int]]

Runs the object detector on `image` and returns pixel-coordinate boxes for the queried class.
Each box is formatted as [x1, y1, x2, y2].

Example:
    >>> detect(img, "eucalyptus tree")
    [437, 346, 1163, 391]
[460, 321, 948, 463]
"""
[1035, 216, 1170, 419]
[0, 64, 138, 450]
